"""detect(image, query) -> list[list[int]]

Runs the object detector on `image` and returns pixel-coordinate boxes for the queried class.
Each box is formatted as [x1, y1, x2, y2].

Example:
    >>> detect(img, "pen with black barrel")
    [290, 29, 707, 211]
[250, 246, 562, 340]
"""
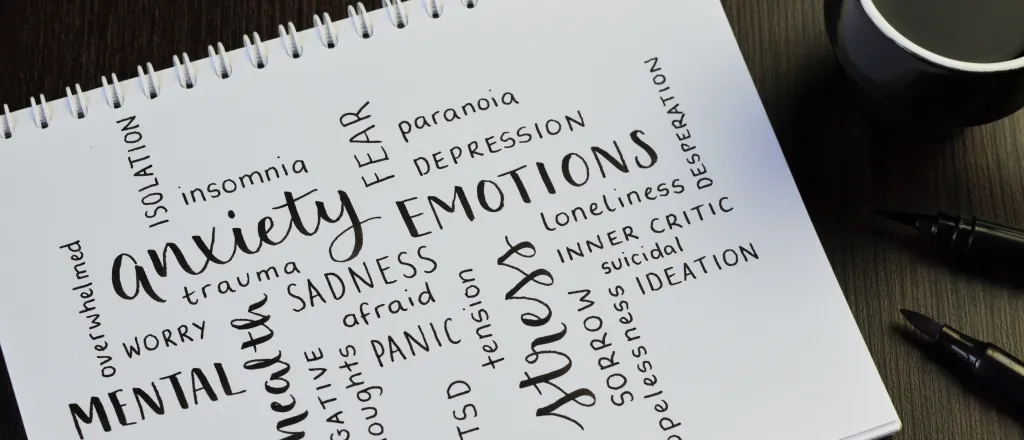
[878, 210, 1024, 258]
[901, 309, 1024, 406]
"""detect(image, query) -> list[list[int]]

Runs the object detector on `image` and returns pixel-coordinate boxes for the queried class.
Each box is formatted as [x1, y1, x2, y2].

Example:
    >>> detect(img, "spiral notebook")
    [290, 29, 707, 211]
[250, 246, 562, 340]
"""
[0, 0, 900, 439]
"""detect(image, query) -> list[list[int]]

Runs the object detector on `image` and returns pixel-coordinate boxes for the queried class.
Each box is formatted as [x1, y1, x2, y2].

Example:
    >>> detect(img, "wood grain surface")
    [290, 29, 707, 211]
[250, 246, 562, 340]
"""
[1, 0, 1023, 439]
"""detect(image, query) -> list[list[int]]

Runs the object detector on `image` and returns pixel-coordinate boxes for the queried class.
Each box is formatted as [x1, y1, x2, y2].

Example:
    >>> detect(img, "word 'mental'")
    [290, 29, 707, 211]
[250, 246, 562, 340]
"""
[110, 189, 378, 303]
[68, 362, 246, 440]
[398, 90, 520, 143]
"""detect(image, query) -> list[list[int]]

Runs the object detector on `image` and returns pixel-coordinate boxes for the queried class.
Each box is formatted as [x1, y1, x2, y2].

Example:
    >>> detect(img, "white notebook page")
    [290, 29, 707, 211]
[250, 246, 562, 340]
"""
[0, 0, 900, 439]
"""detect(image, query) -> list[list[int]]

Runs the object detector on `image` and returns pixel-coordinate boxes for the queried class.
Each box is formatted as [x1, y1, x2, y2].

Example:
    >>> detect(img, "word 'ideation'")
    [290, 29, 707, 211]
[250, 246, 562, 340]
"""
[636, 243, 760, 294]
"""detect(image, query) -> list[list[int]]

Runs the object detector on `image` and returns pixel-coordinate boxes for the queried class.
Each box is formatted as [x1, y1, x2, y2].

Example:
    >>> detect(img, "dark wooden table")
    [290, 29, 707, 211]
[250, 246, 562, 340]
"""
[1, 0, 1023, 439]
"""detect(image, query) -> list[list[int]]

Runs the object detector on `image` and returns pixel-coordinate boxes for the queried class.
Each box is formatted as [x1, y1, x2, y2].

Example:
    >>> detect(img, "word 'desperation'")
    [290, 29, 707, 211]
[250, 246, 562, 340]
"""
[644, 56, 715, 192]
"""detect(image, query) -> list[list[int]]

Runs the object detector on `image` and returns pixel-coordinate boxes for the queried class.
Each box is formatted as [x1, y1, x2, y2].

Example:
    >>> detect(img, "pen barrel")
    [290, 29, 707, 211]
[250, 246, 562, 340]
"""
[977, 346, 1024, 404]
[963, 219, 1024, 258]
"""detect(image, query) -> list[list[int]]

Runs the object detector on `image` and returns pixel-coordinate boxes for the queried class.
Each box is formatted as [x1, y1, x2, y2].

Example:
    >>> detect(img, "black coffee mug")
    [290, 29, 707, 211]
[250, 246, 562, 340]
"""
[825, 0, 1024, 127]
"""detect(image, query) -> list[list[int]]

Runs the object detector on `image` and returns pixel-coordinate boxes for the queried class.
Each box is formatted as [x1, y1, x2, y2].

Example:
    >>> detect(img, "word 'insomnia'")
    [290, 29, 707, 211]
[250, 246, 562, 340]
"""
[179, 157, 308, 206]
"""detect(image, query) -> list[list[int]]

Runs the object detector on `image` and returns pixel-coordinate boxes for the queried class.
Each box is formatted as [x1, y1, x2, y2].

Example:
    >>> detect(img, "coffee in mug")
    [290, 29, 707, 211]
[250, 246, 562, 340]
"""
[826, 0, 1024, 126]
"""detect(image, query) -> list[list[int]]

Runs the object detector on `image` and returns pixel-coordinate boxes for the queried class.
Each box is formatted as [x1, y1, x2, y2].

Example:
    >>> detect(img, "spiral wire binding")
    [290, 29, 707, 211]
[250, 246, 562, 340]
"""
[0, 0, 475, 141]
[172, 53, 198, 89]
[313, 13, 339, 48]
[208, 43, 233, 79]
[66, 84, 88, 119]
[383, 0, 410, 29]
[243, 33, 269, 69]
[29, 95, 51, 129]
[424, 0, 443, 18]
[101, 74, 124, 109]
[279, 22, 304, 58]
[1, 105, 12, 139]
[349, 4, 374, 39]
[137, 63, 161, 99]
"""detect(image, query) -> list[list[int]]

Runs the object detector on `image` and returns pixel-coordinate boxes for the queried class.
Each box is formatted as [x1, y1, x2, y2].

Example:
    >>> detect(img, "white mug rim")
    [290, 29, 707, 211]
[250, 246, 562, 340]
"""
[861, 0, 1024, 73]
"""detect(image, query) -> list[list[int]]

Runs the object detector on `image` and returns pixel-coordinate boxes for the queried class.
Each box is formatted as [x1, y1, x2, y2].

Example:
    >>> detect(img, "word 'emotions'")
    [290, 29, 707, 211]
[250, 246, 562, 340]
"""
[397, 129, 659, 238]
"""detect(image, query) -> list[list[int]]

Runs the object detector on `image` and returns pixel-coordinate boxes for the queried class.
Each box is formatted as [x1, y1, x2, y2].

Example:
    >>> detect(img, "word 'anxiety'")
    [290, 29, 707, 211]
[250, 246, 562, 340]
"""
[109, 189, 379, 303]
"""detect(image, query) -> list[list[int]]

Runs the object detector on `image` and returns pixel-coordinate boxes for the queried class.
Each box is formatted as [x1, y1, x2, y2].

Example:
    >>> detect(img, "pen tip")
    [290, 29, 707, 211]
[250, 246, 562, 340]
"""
[900, 309, 942, 339]
[876, 210, 921, 229]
